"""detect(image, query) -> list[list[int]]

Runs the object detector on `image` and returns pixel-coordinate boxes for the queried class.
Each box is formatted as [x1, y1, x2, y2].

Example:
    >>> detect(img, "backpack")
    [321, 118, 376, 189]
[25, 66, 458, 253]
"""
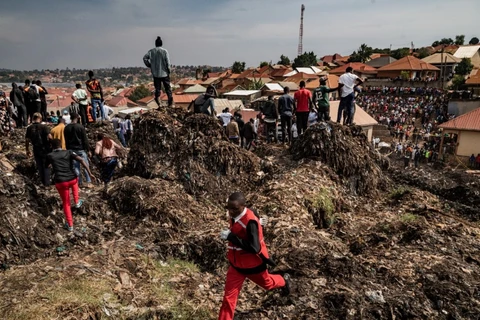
[28, 86, 39, 101]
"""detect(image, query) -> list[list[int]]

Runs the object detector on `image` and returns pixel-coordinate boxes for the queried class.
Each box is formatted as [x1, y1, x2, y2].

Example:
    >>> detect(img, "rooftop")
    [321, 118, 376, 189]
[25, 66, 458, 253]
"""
[453, 45, 480, 59]
[224, 90, 261, 96]
[422, 53, 461, 64]
[329, 62, 378, 75]
[330, 101, 378, 127]
[377, 55, 440, 71]
[439, 107, 480, 132]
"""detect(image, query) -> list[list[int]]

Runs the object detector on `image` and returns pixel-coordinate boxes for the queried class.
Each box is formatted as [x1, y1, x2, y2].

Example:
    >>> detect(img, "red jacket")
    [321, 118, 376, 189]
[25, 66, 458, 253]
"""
[227, 208, 269, 271]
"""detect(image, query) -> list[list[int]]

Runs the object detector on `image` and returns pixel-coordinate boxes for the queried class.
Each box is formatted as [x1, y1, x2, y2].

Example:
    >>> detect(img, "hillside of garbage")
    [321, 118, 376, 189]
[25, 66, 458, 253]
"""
[0, 108, 479, 320]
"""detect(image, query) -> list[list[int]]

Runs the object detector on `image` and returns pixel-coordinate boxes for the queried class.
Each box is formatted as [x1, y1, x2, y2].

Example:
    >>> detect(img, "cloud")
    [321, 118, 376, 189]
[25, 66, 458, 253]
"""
[0, 0, 479, 70]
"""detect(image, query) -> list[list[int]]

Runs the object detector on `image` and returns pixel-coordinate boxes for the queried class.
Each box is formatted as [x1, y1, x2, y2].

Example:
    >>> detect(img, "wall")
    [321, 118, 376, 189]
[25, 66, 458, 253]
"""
[448, 100, 480, 116]
[472, 51, 480, 68]
[364, 78, 442, 88]
[457, 130, 480, 157]
[364, 126, 373, 141]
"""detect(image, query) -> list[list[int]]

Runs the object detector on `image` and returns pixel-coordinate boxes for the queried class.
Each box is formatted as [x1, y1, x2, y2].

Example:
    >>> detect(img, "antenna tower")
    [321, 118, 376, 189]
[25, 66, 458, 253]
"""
[298, 4, 305, 56]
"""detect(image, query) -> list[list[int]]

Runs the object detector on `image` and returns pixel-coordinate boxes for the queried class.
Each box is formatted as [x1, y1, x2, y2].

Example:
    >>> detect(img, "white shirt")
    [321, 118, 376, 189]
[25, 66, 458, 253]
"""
[338, 72, 359, 98]
[73, 89, 89, 106]
[63, 114, 71, 124]
[218, 112, 232, 127]
[292, 123, 298, 138]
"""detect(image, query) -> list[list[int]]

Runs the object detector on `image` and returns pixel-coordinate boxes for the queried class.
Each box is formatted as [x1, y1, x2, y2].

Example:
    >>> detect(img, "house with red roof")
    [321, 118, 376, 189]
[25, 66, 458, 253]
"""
[377, 56, 440, 80]
[439, 107, 480, 157]
[329, 63, 378, 78]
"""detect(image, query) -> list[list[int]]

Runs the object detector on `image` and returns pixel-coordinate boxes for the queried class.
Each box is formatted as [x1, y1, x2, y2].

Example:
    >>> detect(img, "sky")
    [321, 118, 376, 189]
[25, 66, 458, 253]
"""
[0, 0, 479, 70]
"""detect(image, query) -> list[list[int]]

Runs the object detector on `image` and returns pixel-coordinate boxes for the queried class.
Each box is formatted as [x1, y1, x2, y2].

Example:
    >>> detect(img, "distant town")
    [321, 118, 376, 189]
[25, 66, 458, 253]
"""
[1, 35, 479, 114]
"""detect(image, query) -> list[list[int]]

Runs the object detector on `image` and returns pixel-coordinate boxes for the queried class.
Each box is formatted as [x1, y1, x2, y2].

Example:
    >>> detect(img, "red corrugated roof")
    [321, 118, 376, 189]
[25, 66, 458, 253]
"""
[329, 62, 378, 75]
[439, 108, 480, 132]
[377, 55, 440, 71]
[161, 94, 199, 104]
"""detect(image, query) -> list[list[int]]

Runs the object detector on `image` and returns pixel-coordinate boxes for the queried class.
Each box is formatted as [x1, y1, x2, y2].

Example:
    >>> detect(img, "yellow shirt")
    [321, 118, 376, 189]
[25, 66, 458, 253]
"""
[50, 123, 66, 150]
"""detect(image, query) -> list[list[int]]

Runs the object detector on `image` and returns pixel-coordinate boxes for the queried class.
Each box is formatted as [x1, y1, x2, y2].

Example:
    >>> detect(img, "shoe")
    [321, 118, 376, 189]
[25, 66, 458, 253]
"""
[65, 223, 73, 232]
[282, 273, 291, 296]
[75, 200, 84, 209]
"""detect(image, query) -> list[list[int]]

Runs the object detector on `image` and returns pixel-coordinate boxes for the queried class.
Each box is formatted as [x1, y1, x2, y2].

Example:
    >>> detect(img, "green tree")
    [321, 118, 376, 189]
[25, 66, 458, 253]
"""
[277, 55, 291, 66]
[432, 38, 454, 47]
[232, 61, 246, 73]
[400, 71, 410, 80]
[259, 61, 269, 68]
[450, 74, 465, 90]
[348, 43, 373, 63]
[455, 58, 473, 76]
[391, 48, 410, 60]
[415, 47, 430, 59]
[455, 35, 465, 45]
[469, 37, 479, 45]
[129, 84, 151, 102]
[247, 79, 264, 90]
[293, 51, 318, 68]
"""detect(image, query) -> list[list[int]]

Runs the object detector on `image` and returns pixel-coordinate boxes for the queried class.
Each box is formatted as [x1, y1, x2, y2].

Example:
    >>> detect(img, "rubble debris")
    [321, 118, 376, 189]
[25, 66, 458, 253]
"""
[291, 122, 389, 195]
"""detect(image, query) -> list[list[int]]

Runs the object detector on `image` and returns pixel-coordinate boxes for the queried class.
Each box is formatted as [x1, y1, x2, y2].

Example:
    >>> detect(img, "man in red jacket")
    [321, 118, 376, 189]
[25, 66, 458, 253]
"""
[218, 192, 291, 320]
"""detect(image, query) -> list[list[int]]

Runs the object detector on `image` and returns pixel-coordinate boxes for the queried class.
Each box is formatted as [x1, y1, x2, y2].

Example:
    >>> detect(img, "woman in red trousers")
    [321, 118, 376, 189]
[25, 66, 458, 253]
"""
[46, 138, 96, 231]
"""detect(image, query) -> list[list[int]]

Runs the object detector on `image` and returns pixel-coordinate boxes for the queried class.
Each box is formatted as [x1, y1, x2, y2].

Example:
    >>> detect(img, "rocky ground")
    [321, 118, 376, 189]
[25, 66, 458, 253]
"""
[0, 109, 479, 320]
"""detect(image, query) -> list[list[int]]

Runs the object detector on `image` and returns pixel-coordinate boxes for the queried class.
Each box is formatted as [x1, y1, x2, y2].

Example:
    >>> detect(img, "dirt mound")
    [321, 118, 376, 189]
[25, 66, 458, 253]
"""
[127, 111, 264, 201]
[291, 122, 388, 195]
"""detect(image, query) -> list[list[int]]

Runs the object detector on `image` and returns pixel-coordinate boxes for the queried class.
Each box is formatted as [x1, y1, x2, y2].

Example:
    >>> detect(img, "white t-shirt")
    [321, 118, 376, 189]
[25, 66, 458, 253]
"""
[63, 114, 71, 124]
[338, 72, 359, 98]
[218, 112, 232, 127]
[73, 89, 89, 106]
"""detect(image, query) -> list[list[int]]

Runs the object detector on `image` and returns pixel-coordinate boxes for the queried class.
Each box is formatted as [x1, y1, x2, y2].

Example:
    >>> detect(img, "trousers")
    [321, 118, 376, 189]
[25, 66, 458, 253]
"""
[296, 112, 309, 135]
[55, 178, 79, 227]
[218, 266, 285, 320]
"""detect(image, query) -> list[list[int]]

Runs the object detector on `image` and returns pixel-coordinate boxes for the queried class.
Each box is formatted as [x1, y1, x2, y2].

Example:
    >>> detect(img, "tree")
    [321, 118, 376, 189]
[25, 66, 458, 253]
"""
[232, 61, 246, 74]
[415, 47, 430, 59]
[455, 58, 473, 76]
[247, 79, 264, 90]
[432, 38, 454, 47]
[469, 37, 479, 45]
[348, 44, 373, 63]
[451, 74, 465, 90]
[129, 85, 151, 102]
[259, 61, 269, 68]
[277, 55, 291, 66]
[293, 51, 317, 68]
[455, 35, 465, 45]
[390, 48, 410, 60]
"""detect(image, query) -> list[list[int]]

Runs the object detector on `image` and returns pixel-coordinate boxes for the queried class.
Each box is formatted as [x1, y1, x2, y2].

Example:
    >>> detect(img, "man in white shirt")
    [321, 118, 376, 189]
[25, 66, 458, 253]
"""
[337, 67, 363, 125]
[71, 83, 89, 126]
[218, 108, 232, 127]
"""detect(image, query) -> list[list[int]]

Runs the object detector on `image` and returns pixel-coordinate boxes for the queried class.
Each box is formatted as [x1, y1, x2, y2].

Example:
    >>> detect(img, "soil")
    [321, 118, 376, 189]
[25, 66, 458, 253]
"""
[1, 110, 480, 320]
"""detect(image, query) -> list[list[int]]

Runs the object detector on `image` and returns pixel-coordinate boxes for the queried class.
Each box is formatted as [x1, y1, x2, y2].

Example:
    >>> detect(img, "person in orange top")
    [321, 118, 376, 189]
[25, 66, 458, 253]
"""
[218, 192, 291, 320]
[50, 117, 66, 149]
[293, 80, 313, 136]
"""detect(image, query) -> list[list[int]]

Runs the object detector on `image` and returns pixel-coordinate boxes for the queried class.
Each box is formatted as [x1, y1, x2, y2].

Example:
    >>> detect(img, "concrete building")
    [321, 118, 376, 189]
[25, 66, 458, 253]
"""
[439, 107, 480, 157]
[422, 53, 461, 78]
[454, 45, 480, 68]
[377, 56, 440, 80]
[223, 90, 261, 106]
[329, 101, 378, 141]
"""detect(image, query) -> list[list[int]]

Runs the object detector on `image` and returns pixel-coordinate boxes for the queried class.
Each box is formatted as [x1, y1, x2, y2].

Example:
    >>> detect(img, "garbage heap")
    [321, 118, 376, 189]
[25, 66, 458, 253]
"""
[127, 111, 264, 200]
[291, 122, 388, 195]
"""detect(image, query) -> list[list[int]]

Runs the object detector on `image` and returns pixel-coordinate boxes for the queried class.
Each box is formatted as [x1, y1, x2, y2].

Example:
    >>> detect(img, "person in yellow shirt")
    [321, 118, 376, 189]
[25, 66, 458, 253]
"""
[50, 117, 66, 149]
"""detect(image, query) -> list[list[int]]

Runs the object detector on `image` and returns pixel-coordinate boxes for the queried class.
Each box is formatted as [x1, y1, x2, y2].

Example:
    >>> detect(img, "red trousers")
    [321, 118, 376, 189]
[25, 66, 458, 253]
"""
[55, 178, 79, 227]
[218, 266, 285, 320]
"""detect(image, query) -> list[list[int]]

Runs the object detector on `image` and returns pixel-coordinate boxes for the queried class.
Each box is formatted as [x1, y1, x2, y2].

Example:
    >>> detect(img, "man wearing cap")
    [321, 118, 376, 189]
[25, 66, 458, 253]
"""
[63, 110, 71, 124]
[143, 36, 172, 109]
[218, 192, 291, 320]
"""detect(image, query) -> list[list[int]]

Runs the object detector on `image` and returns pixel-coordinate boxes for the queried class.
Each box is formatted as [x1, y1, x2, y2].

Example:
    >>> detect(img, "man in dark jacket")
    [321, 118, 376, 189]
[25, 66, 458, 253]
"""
[25, 112, 52, 186]
[262, 96, 278, 143]
[10, 82, 27, 128]
[243, 118, 256, 150]
[64, 113, 92, 188]
[36, 80, 48, 121]
[278, 86, 294, 143]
